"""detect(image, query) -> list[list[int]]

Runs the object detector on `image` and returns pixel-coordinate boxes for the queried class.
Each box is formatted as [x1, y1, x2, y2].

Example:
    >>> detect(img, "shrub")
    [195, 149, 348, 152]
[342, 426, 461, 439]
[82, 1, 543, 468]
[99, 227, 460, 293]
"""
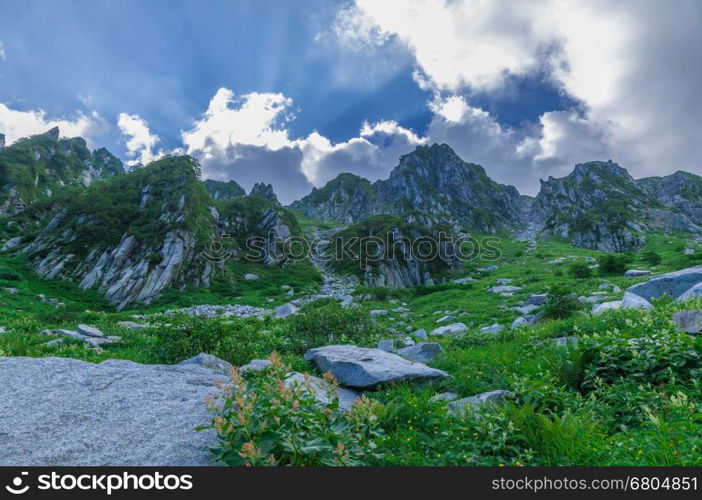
[286, 302, 382, 354]
[642, 251, 662, 266]
[580, 331, 702, 389]
[568, 262, 592, 279]
[203, 354, 385, 466]
[598, 254, 628, 275]
[148, 315, 274, 365]
[542, 284, 581, 320]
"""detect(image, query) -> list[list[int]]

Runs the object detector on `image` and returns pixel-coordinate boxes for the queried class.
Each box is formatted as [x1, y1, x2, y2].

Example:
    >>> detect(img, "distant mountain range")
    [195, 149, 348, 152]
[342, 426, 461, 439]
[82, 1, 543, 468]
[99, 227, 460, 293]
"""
[2, 128, 702, 305]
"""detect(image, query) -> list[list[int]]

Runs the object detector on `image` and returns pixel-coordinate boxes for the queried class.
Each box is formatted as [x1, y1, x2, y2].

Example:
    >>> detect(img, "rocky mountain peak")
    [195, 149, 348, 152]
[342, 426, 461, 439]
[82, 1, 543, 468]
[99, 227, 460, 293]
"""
[43, 126, 60, 141]
[250, 182, 279, 204]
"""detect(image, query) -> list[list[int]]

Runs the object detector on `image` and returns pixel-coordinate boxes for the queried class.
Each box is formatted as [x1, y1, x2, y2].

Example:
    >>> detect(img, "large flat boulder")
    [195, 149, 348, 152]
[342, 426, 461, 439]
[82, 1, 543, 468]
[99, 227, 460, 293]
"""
[0, 356, 226, 466]
[304, 345, 449, 389]
[626, 265, 702, 302]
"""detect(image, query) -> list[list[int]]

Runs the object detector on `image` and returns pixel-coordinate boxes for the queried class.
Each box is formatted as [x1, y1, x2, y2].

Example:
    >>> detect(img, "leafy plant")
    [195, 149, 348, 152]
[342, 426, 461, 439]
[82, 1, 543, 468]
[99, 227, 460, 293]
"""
[542, 284, 581, 319]
[568, 262, 592, 279]
[598, 254, 628, 275]
[642, 251, 662, 266]
[203, 354, 385, 466]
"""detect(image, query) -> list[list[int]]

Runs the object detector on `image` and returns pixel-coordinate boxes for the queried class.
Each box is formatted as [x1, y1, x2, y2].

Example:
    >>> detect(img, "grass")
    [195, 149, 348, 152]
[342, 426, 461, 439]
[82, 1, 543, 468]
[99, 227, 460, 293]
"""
[2, 230, 702, 465]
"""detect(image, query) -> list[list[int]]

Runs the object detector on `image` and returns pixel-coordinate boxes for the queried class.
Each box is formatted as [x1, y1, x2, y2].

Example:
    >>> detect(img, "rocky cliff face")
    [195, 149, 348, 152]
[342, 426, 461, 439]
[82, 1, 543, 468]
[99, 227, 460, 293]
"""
[249, 182, 280, 204]
[202, 179, 245, 201]
[0, 127, 123, 217]
[291, 173, 381, 224]
[530, 161, 701, 252]
[327, 214, 464, 288]
[638, 171, 702, 226]
[292, 144, 525, 232]
[15, 156, 299, 309]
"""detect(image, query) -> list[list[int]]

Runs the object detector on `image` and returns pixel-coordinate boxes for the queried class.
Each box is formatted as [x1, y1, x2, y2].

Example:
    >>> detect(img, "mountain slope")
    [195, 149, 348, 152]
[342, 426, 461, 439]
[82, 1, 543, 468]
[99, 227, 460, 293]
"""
[292, 144, 525, 233]
[531, 161, 701, 251]
[15, 156, 302, 309]
[203, 179, 246, 201]
[0, 127, 123, 216]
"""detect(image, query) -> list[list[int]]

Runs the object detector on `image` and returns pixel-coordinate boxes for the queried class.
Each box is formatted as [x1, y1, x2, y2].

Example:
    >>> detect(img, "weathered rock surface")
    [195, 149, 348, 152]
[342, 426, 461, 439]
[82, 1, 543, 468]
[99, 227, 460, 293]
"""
[0, 356, 225, 465]
[430, 322, 468, 336]
[626, 265, 702, 302]
[396, 342, 444, 363]
[284, 372, 359, 412]
[179, 352, 233, 376]
[304, 345, 449, 389]
[447, 390, 511, 416]
[672, 310, 702, 334]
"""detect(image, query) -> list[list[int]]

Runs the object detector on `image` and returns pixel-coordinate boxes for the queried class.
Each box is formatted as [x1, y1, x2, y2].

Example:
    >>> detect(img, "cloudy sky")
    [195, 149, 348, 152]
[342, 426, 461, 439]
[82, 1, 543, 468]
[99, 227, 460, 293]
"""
[0, 0, 700, 203]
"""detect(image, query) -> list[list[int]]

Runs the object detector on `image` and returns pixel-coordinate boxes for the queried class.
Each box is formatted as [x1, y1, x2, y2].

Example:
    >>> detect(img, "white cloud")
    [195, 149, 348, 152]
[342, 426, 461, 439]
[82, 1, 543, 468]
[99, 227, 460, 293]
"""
[181, 88, 293, 160]
[180, 87, 425, 203]
[0, 102, 109, 146]
[0, 42, 6, 62]
[117, 113, 163, 166]
[341, 0, 702, 189]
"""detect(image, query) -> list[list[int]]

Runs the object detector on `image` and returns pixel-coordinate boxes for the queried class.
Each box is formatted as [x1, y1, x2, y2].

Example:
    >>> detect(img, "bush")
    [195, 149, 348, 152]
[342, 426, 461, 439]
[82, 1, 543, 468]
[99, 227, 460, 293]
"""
[580, 331, 702, 389]
[542, 284, 581, 319]
[286, 302, 382, 354]
[598, 254, 628, 275]
[148, 315, 274, 365]
[203, 354, 385, 466]
[568, 262, 592, 279]
[642, 251, 662, 266]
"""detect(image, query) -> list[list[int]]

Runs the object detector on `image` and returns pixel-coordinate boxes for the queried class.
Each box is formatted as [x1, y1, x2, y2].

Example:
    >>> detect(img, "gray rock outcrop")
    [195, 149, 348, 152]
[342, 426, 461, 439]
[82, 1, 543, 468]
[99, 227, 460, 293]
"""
[304, 345, 449, 389]
[0, 356, 225, 465]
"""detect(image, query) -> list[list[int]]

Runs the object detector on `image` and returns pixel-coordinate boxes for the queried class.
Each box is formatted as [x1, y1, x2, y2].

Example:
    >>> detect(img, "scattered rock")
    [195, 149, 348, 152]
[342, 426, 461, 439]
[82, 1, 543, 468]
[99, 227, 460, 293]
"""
[244, 273, 260, 280]
[496, 278, 512, 285]
[672, 310, 702, 334]
[304, 345, 450, 389]
[179, 353, 233, 376]
[0, 236, 22, 252]
[478, 265, 497, 272]
[283, 372, 359, 412]
[397, 342, 444, 363]
[447, 390, 511, 417]
[548, 258, 564, 265]
[274, 302, 298, 319]
[77, 324, 104, 338]
[489, 285, 521, 293]
[430, 322, 468, 336]
[592, 300, 623, 314]
[117, 321, 150, 329]
[369, 309, 389, 317]
[511, 316, 530, 329]
[240, 359, 272, 372]
[452, 277, 476, 284]
[622, 292, 653, 310]
[44, 339, 64, 347]
[436, 315, 456, 323]
[377, 339, 395, 352]
[430, 392, 459, 403]
[625, 269, 651, 278]
[412, 329, 428, 340]
[525, 294, 547, 306]
[480, 323, 504, 334]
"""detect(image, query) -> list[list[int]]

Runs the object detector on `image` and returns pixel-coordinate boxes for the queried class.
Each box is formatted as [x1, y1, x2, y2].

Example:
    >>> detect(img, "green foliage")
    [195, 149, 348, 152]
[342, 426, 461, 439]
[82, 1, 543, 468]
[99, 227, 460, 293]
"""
[642, 251, 662, 266]
[204, 355, 385, 466]
[284, 301, 383, 354]
[147, 315, 278, 366]
[568, 262, 592, 279]
[598, 254, 629, 275]
[542, 284, 581, 319]
[580, 331, 702, 389]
